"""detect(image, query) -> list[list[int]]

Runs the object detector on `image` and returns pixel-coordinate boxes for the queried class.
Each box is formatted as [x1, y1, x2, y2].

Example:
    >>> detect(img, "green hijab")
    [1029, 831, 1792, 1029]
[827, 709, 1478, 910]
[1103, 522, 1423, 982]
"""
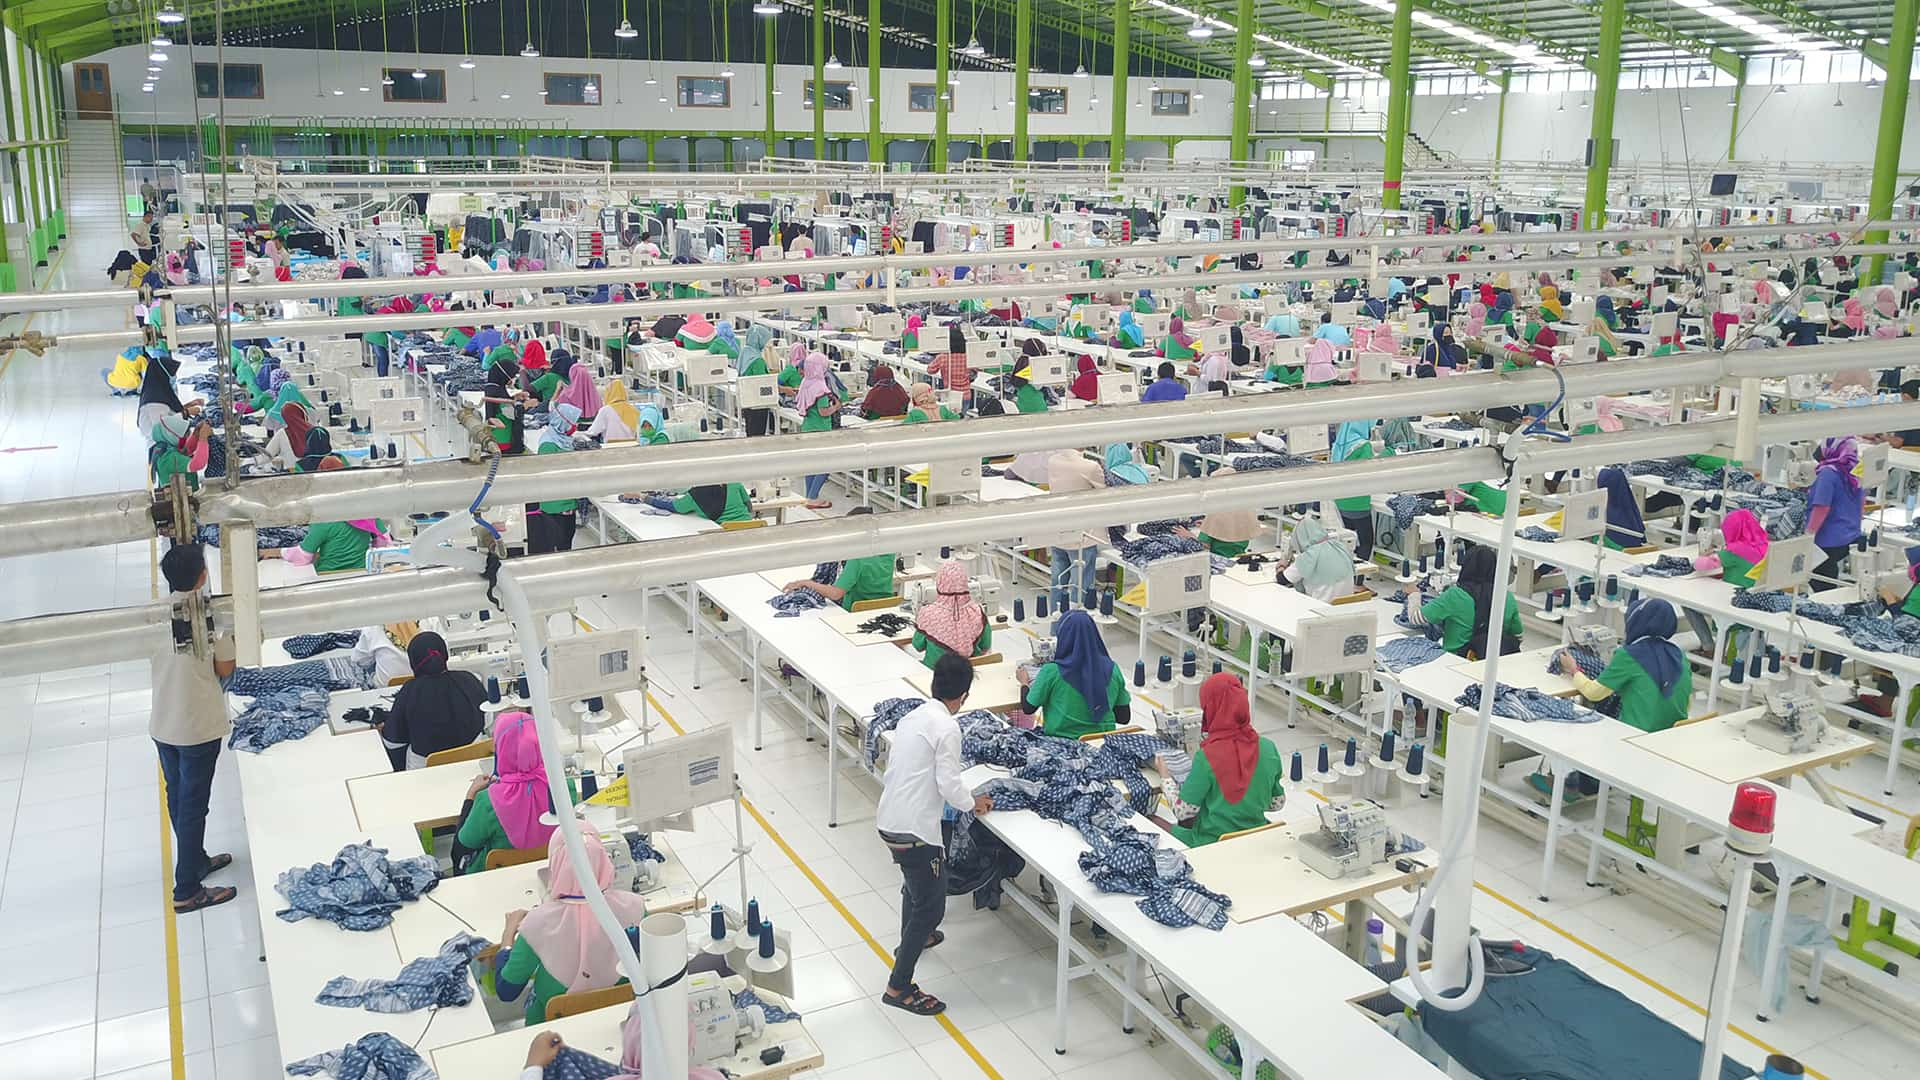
[1290, 517, 1354, 593]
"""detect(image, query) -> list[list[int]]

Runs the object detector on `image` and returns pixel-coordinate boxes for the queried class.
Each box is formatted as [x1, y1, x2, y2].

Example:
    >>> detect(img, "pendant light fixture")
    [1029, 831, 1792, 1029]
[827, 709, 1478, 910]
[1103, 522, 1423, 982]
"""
[1680, 99, 1692, 111]
[151, 32, 172, 47]
[826, 53, 842, 69]
[1073, 63, 1088, 78]
[521, 41, 540, 57]
[155, 1, 185, 22]
[1248, 53, 1266, 68]
[1187, 17, 1212, 37]
[615, 18, 638, 37]
[149, 50, 168, 62]
[412, 65, 428, 78]
[963, 36, 985, 56]
[460, 57, 476, 68]
[382, 72, 396, 85]
[753, 0, 781, 13]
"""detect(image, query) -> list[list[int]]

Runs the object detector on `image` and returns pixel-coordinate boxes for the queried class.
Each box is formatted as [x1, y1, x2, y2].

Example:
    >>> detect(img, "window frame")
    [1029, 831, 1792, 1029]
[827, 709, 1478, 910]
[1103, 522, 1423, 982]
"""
[677, 75, 731, 108]
[382, 68, 447, 103]
[803, 79, 855, 111]
[1150, 89, 1190, 116]
[193, 62, 265, 100]
[1027, 85, 1068, 115]
[907, 82, 950, 112]
[543, 71, 603, 106]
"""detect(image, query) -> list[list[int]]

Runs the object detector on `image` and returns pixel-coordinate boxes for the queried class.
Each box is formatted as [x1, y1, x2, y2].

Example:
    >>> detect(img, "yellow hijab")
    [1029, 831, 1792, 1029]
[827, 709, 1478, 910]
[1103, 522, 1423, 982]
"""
[1539, 284, 1565, 321]
[603, 379, 639, 432]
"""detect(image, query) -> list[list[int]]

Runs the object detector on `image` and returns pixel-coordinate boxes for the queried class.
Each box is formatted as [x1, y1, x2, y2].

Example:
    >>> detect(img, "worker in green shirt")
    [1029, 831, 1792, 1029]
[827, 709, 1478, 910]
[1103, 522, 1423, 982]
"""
[1406, 546, 1523, 659]
[453, 711, 567, 874]
[911, 561, 993, 669]
[780, 510, 896, 610]
[1553, 598, 1692, 733]
[1008, 367, 1048, 414]
[903, 383, 959, 425]
[655, 483, 755, 524]
[1332, 421, 1384, 559]
[1678, 507, 1770, 656]
[795, 351, 840, 508]
[1164, 673, 1285, 847]
[526, 404, 583, 554]
[149, 415, 211, 490]
[1454, 480, 1509, 516]
[1016, 610, 1131, 740]
[266, 517, 391, 574]
[491, 830, 646, 1023]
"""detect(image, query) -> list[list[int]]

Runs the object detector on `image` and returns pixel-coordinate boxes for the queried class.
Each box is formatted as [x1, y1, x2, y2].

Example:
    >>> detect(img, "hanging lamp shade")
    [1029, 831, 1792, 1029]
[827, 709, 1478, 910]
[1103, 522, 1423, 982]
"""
[753, 1, 782, 13]
[825, 53, 842, 69]
[150, 33, 172, 46]
[155, 2, 185, 23]
[1073, 63, 1088, 78]
[614, 18, 639, 37]
[459, 57, 476, 68]
[521, 41, 540, 57]
[381, 72, 396, 85]
[963, 36, 985, 55]
[1187, 18, 1212, 37]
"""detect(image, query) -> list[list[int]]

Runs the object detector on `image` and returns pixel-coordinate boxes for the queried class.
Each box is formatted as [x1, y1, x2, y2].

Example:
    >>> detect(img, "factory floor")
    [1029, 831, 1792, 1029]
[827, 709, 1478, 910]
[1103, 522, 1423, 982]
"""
[0, 212, 1917, 1080]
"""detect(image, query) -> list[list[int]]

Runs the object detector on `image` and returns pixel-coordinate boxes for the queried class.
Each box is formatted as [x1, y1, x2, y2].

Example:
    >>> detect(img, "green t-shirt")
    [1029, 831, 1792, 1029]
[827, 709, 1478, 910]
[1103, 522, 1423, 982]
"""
[739, 355, 769, 377]
[1265, 364, 1303, 386]
[800, 396, 836, 433]
[499, 928, 637, 1023]
[904, 406, 960, 425]
[299, 519, 384, 574]
[1458, 481, 1508, 516]
[1902, 585, 1920, 619]
[444, 328, 472, 350]
[1420, 585, 1524, 657]
[1720, 550, 1758, 587]
[457, 777, 579, 877]
[534, 442, 579, 515]
[777, 365, 803, 388]
[1013, 384, 1048, 415]
[1598, 648, 1692, 733]
[911, 622, 993, 669]
[1199, 534, 1249, 558]
[530, 372, 561, 402]
[1025, 662, 1130, 741]
[153, 447, 199, 490]
[672, 484, 754, 523]
[832, 554, 896, 611]
[1688, 453, 1729, 472]
[1335, 442, 1381, 513]
[1161, 335, 1196, 361]
[1170, 738, 1285, 848]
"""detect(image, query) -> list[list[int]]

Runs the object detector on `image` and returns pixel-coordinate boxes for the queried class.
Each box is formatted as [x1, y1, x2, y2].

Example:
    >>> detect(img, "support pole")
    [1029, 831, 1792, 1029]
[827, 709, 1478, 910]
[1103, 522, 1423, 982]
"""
[1492, 69, 1510, 181]
[1229, 0, 1252, 205]
[869, 0, 883, 163]
[1108, 0, 1129, 172]
[1725, 57, 1746, 162]
[934, 0, 951, 171]
[1865, 0, 1918, 284]
[812, 0, 826, 160]
[1380, 0, 1412, 210]
[1013, 0, 1030, 163]
[1582, 0, 1624, 228]
[765, 14, 777, 157]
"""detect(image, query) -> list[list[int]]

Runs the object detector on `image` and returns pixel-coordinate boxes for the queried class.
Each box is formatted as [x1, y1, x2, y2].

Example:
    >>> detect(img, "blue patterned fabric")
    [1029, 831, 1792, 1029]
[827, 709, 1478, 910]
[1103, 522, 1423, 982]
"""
[626, 832, 666, 865]
[1516, 526, 1562, 543]
[1624, 555, 1698, 578]
[193, 523, 310, 549]
[1379, 636, 1448, 672]
[1228, 452, 1316, 472]
[736, 987, 801, 1023]
[282, 630, 363, 659]
[1454, 683, 1599, 723]
[1732, 589, 1920, 655]
[285, 1033, 436, 1080]
[1386, 494, 1438, 529]
[316, 932, 491, 1013]
[227, 655, 372, 696]
[1136, 519, 1199, 536]
[276, 842, 442, 931]
[228, 686, 332, 753]
[1115, 534, 1206, 564]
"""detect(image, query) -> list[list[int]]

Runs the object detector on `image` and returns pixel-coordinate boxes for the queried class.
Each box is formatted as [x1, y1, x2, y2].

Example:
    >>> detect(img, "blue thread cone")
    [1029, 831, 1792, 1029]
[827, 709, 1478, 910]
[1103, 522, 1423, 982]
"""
[759, 920, 776, 958]
[1157, 655, 1174, 682]
[1344, 738, 1358, 768]
[1290, 751, 1304, 783]
[1316, 743, 1330, 775]
[1406, 744, 1425, 776]
[1133, 660, 1146, 687]
[1379, 731, 1396, 762]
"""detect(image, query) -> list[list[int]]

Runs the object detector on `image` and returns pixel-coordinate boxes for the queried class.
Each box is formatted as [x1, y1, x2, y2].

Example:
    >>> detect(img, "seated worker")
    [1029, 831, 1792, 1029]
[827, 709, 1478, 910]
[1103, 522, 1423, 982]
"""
[492, 830, 649, 1023]
[643, 482, 755, 524]
[781, 507, 896, 610]
[1111, 310, 1146, 349]
[1177, 471, 1255, 557]
[264, 515, 391, 574]
[586, 381, 638, 441]
[377, 631, 486, 770]
[1406, 546, 1523, 659]
[149, 414, 212, 490]
[1312, 312, 1352, 346]
[860, 363, 912, 419]
[1015, 609, 1131, 740]
[903, 383, 958, 424]
[911, 560, 993, 668]
[293, 427, 349, 472]
[1332, 421, 1384, 559]
[1159, 316, 1198, 361]
[1595, 466, 1646, 549]
[1277, 516, 1353, 601]
[1552, 597, 1691, 733]
[1008, 367, 1048, 414]
[262, 402, 313, 471]
[1139, 362, 1188, 403]
[1164, 672, 1285, 847]
[453, 711, 564, 874]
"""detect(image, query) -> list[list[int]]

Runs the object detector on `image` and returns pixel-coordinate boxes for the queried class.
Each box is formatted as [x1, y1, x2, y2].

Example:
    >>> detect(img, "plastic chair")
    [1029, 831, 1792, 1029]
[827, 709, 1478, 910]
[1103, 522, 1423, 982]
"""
[425, 739, 495, 767]
[850, 595, 903, 612]
[544, 983, 635, 1020]
[483, 845, 549, 871]
[1218, 821, 1283, 842]
[720, 519, 768, 531]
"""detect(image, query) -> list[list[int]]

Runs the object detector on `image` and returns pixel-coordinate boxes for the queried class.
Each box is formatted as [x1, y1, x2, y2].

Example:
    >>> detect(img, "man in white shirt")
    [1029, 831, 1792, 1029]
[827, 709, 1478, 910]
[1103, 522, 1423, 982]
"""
[873, 654, 990, 1016]
[151, 543, 239, 913]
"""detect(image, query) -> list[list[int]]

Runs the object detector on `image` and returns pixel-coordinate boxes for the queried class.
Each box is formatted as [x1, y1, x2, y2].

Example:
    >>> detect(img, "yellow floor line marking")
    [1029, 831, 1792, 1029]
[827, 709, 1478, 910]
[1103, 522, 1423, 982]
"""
[157, 764, 187, 1080]
[1831, 784, 1906, 820]
[1474, 881, 1828, 1080]
[645, 691, 1003, 1079]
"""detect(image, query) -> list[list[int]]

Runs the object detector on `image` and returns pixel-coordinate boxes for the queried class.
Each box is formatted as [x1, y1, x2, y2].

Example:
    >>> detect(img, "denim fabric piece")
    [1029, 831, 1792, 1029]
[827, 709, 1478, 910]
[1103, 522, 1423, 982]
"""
[282, 630, 364, 659]
[1454, 683, 1599, 723]
[276, 842, 441, 931]
[1624, 554, 1697, 578]
[1552, 645, 1608, 678]
[864, 696, 923, 768]
[227, 655, 373, 697]
[316, 932, 491, 1013]
[1115, 534, 1206, 565]
[1136, 519, 1200, 536]
[1379, 636, 1449, 673]
[1515, 526, 1561, 543]
[193, 523, 310, 549]
[768, 589, 833, 617]
[736, 987, 801, 1024]
[1430, 418, 1478, 432]
[228, 686, 332, 754]
[626, 832, 666, 865]
[1734, 589, 1920, 655]
[1228, 452, 1317, 472]
[1386, 494, 1438, 529]
[285, 1032, 436, 1080]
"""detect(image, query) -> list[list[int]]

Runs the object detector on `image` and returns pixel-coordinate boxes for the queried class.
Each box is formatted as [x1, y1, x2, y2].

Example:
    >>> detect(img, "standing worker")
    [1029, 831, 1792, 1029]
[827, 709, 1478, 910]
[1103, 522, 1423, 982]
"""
[873, 655, 990, 1017]
[152, 544, 239, 913]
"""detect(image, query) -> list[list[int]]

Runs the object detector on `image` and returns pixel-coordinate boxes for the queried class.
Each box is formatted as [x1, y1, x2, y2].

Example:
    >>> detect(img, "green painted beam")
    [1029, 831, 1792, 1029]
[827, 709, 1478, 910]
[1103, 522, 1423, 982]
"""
[1008, 0, 1232, 79]
[1263, 0, 1489, 75]
[1582, 0, 1622, 226]
[1614, 9, 1742, 76]
[868, 0, 882, 162]
[1735, 0, 1888, 68]
[1726, 56, 1745, 159]
[1415, 0, 1594, 72]
[1178, 0, 1370, 83]
[933, 0, 948, 170]
[1012, 0, 1029, 162]
[1381, 0, 1410, 209]
[1865, 0, 1917, 281]
[1109, 0, 1127, 170]
[1229, 0, 1251, 202]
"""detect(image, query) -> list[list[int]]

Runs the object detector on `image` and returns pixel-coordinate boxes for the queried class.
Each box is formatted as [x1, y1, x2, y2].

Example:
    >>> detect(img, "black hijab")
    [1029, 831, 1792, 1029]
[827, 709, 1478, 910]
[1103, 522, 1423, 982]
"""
[689, 484, 730, 521]
[138, 349, 184, 411]
[386, 631, 486, 768]
[551, 351, 577, 382]
[296, 427, 335, 473]
[1457, 546, 1516, 659]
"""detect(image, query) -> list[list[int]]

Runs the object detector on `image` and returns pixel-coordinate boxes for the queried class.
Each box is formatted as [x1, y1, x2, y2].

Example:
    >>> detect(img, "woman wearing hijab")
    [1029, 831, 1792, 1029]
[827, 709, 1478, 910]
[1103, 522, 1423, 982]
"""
[1069, 355, 1100, 401]
[1554, 598, 1691, 733]
[454, 711, 564, 874]
[1420, 325, 1466, 374]
[1538, 284, 1566, 322]
[1312, 312, 1352, 346]
[1186, 467, 1259, 557]
[1102, 443, 1151, 486]
[1016, 609, 1131, 740]
[912, 561, 992, 668]
[1159, 316, 1198, 361]
[1197, 350, 1234, 394]
[137, 345, 197, 433]
[1112, 310, 1146, 349]
[860, 363, 912, 419]
[587, 381, 639, 441]
[795, 351, 838, 508]
[263, 402, 312, 470]
[377, 632, 486, 770]
[902, 313, 924, 350]
[903, 383, 957, 424]
[527, 405, 584, 554]
[1331, 420, 1382, 559]
[655, 482, 755, 523]
[267, 511, 390, 573]
[630, 402, 670, 445]
[1263, 311, 1301, 338]
[1595, 466, 1646, 549]
[149, 414, 212, 490]
[553, 355, 603, 419]
[492, 830, 650, 1025]
[484, 350, 530, 455]
[1164, 672, 1285, 847]
[1407, 546, 1523, 659]
[290, 427, 348, 473]
[1807, 436, 1864, 588]
[1303, 338, 1339, 386]
[1279, 517, 1355, 601]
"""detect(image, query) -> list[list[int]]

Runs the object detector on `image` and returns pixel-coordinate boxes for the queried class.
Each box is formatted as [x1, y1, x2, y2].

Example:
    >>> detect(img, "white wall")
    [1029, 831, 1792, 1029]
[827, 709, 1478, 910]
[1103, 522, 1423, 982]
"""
[83, 45, 1235, 141]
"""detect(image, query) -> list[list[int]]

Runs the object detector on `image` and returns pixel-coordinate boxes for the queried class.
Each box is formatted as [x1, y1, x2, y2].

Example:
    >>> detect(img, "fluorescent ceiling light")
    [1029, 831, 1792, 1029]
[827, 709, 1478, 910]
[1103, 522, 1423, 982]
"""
[753, 1, 782, 13]
[155, 2, 185, 23]
[148, 50, 168, 62]
[825, 53, 842, 69]
[1248, 53, 1265, 68]
[150, 33, 172, 46]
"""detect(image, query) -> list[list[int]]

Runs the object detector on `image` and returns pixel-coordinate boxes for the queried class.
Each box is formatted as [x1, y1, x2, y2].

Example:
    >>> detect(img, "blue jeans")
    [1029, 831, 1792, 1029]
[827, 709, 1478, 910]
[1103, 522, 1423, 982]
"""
[371, 343, 390, 377]
[1050, 545, 1099, 610]
[155, 738, 222, 902]
[805, 473, 829, 500]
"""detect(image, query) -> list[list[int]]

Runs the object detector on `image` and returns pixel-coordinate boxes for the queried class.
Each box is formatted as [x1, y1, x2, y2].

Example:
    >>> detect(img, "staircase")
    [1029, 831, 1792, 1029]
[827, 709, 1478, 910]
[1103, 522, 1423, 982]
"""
[1404, 131, 1454, 166]
[64, 114, 125, 222]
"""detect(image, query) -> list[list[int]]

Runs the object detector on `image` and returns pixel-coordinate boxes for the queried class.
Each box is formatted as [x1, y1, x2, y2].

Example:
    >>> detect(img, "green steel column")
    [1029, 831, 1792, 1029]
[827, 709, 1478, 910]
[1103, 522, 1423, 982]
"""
[1867, 0, 1919, 283]
[812, 0, 825, 159]
[1582, 0, 1624, 227]
[1108, 0, 1129, 171]
[1380, 0, 1412, 209]
[766, 16, 777, 156]
[1726, 57, 1746, 161]
[869, 0, 883, 162]
[1493, 69, 1510, 176]
[12, 38, 43, 261]
[933, 0, 950, 171]
[1013, 0, 1030, 162]
[1229, 0, 1252, 203]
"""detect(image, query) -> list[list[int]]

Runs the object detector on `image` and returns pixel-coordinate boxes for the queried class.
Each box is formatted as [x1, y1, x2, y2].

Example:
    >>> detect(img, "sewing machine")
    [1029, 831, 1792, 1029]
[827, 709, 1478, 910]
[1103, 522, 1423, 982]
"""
[1565, 622, 1619, 662]
[1299, 798, 1391, 880]
[1153, 706, 1203, 755]
[1745, 686, 1829, 755]
[902, 575, 1005, 618]
[686, 970, 765, 1064]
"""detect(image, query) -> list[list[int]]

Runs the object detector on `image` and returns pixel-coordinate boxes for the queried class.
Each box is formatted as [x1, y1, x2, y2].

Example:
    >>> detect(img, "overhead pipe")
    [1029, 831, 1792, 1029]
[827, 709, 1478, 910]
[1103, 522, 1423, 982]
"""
[4, 402, 1916, 676]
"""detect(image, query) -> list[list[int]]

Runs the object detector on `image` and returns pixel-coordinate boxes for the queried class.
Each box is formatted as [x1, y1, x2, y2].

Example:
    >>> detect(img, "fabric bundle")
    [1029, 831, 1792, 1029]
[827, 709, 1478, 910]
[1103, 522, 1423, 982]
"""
[275, 842, 441, 931]
[228, 685, 333, 753]
[286, 1033, 436, 1080]
[1732, 589, 1920, 655]
[1624, 554, 1699, 578]
[282, 630, 363, 659]
[1515, 526, 1562, 543]
[1385, 493, 1439, 529]
[1115, 534, 1207, 565]
[1454, 683, 1600, 724]
[1228, 452, 1318, 472]
[226, 655, 373, 697]
[316, 932, 492, 1013]
[1378, 635, 1448, 673]
[193, 523, 310, 549]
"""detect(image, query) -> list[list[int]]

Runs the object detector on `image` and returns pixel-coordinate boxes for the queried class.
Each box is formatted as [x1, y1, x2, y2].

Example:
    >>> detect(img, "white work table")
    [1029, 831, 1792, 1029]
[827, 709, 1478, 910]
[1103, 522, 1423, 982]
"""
[1182, 815, 1438, 927]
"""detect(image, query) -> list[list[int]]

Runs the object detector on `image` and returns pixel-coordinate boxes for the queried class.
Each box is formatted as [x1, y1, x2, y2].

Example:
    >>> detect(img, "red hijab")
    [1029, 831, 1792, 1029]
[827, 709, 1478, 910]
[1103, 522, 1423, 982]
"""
[1070, 355, 1099, 400]
[522, 338, 549, 371]
[1198, 672, 1260, 803]
[280, 402, 312, 458]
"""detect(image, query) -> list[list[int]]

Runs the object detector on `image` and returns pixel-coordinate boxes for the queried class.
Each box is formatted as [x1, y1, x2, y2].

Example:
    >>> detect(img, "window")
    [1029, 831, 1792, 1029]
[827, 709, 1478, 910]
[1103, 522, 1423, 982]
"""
[678, 76, 730, 107]
[383, 69, 446, 102]
[193, 63, 264, 99]
[908, 83, 949, 111]
[804, 80, 853, 110]
[1027, 86, 1067, 114]
[1151, 89, 1190, 115]
[544, 72, 602, 105]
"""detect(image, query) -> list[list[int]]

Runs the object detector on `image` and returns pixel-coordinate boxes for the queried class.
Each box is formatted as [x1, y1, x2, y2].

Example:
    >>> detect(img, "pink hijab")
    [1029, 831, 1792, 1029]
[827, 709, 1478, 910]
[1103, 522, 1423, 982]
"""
[1720, 508, 1770, 566]
[556, 364, 604, 418]
[516, 830, 650, 993]
[914, 561, 986, 656]
[795, 351, 832, 412]
[1594, 396, 1624, 432]
[1842, 299, 1867, 333]
[1464, 302, 1487, 337]
[1873, 287, 1899, 319]
[1304, 338, 1338, 382]
[488, 712, 556, 850]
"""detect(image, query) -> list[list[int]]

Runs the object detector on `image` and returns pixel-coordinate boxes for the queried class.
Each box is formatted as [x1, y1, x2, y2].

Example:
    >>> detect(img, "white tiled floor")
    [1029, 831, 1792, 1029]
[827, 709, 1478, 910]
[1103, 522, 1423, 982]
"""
[4, 190, 1919, 1080]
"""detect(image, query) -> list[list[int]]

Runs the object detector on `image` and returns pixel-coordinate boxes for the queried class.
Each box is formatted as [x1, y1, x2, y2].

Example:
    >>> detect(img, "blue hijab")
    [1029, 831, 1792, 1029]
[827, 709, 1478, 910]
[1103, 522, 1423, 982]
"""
[1596, 466, 1646, 548]
[1622, 598, 1684, 696]
[1364, 298, 1388, 321]
[1264, 313, 1301, 337]
[1595, 295, 1619, 329]
[1423, 326, 1465, 369]
[1051, 610, 1117, 722]
[1103, 443, 1152, 485]
[1314, 321, 1352, 346]
[1332, 420, 1373, 462]
[467, 327, 503, 357]
[1115, 310, 1144, 347]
